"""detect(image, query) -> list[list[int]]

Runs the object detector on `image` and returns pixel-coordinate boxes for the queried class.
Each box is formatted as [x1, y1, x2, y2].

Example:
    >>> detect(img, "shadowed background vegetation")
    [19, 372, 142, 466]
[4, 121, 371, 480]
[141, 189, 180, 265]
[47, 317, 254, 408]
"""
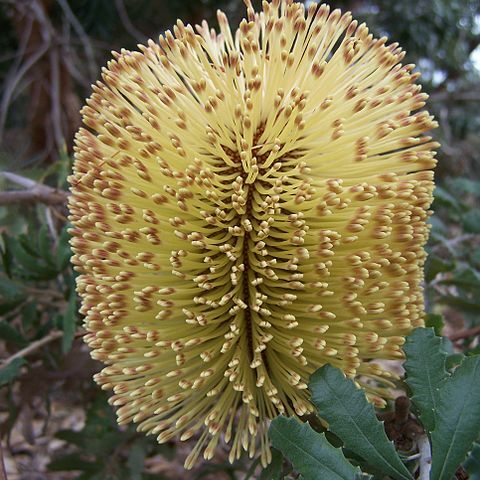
[0, 0, 479, 478]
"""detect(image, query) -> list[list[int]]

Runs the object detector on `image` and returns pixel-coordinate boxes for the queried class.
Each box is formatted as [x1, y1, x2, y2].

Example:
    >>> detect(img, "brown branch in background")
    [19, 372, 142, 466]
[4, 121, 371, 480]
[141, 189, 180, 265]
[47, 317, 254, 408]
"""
[0, 441, 7, 480]
[55, 0, 97, 80]
[0, 172, 69, 206]
[449, 325, 480, 342]
[114, 0, 147, 43]
[0, 330, 83, 369]
[2, 0, 81, 165]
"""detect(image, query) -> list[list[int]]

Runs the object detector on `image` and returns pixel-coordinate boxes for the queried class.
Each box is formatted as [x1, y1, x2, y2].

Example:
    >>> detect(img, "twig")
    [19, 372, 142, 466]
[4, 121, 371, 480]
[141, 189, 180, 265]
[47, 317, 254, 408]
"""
[0, 0, 52, 142]
[0, 172, 69, 206]
[0, 441, 7, 480]
[49, 46, 65, 152]
[45, 207, 59, 246]
[449, 325, 480, 342]
[0, 330, 83, 368]
[0, 330, 63, 367]
[417, 434, 432, 480]
[114, 0, 147, 43]
[56, 0, 97, 80]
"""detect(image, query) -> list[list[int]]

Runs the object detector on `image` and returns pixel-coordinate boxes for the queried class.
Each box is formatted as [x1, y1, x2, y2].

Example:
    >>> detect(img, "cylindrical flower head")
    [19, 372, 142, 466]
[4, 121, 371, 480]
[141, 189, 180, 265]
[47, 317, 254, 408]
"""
[68, 0, 438, 468]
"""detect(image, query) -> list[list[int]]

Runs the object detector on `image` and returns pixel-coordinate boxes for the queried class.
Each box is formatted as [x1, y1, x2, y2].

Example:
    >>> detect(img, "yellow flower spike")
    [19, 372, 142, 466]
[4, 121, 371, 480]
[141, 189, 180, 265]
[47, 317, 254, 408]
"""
[68, 0, 438, 469]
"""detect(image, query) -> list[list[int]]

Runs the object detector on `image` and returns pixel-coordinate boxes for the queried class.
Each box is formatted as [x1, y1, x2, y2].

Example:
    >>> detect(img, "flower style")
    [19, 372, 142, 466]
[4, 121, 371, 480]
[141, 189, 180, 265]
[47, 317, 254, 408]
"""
[68, 0, 438, 468]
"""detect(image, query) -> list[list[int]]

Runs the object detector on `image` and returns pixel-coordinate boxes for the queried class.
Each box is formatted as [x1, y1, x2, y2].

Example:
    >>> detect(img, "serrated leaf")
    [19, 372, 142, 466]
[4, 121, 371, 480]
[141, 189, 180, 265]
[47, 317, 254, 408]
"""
[403, 328, 448, 433]
[7, 237, 57, 280]
[310, 365, 412, 480]
[431, 356, 480, 480]
[0, 357, 26, 385]
[270, 416, 360, 480]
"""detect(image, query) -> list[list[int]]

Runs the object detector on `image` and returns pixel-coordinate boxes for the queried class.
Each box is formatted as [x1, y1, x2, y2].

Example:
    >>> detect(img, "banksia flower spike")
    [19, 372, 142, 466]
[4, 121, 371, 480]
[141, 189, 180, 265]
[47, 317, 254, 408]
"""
[68, 0, 438, 469]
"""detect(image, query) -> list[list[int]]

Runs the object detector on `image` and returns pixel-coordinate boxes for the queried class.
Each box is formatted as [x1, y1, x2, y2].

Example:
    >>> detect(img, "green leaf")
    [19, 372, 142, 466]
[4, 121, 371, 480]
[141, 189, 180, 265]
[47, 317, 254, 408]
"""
[61, 289, 77, 353]
[48, 453, 100, 473]
[0, 358, 26, 386]
[0, 274, 26, 314]
[431, 356, 480, 480]
[21, 301, 38, 330]
[424, 313, 444, 336]
[433, 185, 463, 211]
[464, 443, 480, 480]
[403, 328, 448, 433]
[425, 255, 454, 283]
[269, 416, 360, 480]
[260, 448, 283, 480]
[441, 268, 480, 289]
[57, 226, 72, 270]
[448, 178, 480, 197]
[463, 210, 480, 233]
[38, 225, 55, 267]
[127, 441, 147, 480]
[6, 235, 57, 280]
[0, 321, 27, 346]
[310, 365, 413, 480]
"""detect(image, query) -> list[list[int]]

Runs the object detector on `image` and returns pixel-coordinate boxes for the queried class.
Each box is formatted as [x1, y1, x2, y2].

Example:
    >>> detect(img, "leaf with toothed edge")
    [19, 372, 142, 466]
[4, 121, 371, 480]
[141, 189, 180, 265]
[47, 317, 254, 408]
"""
[269, 416, 361, 480]
[403, 327, 449, 434]
[310, 365, 413, 480]
[430, 356, 480, 480]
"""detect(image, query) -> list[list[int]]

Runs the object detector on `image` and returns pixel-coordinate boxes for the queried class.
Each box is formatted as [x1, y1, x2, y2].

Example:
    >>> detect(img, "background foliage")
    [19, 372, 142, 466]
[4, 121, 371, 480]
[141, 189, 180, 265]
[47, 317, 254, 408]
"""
[0, 0, 479, 478]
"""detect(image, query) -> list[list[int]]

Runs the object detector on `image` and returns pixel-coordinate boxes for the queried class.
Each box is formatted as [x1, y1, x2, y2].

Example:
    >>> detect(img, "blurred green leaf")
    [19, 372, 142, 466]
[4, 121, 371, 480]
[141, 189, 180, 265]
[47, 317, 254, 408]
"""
[21, 300, 38, 330]
[441, 267, 480, 289]
[432, 186, 463, 212]
[431, 356, 480, 480]
[0, 274, 26, 314]
[425, 255, 454, 282]
[61, 288, 77, 353]
[403, 328, 448, 433]
[38, 224, 55, 267]
[270, 416, 360, 480]
[48, 453, 100, 473]
[449, 178, 480, 198]
[0, 358, 26, 386]
[128, 441, 148, 480]
[463, 211, 480, 233]
[57, 225, 72, 270]
[310, 365, 412, 480]
[3, 233, 58, 280]
[0, 321, 27, 346]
